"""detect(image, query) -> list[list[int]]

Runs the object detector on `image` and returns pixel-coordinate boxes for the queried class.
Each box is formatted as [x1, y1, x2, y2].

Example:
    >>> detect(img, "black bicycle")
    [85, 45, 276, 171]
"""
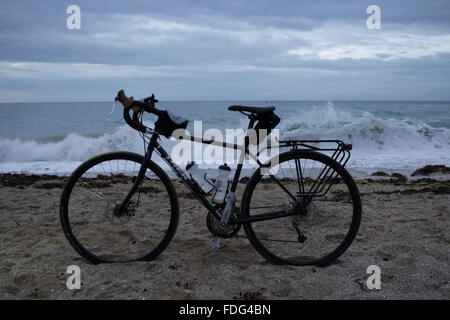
[60, 90, 361, 266]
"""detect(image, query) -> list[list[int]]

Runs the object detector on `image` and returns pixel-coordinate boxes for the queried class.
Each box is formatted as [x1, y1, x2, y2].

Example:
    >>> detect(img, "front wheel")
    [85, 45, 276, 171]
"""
[241, 150, 361, 266]
[60, 151, 179, 264]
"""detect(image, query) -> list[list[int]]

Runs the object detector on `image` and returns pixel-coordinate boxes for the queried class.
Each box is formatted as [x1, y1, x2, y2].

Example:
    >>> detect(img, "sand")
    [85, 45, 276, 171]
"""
[0, 171, 449, 300]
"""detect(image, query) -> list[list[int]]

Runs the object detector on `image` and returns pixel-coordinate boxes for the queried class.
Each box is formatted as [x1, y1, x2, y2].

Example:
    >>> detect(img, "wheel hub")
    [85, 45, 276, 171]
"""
[104, 201, 137, 225]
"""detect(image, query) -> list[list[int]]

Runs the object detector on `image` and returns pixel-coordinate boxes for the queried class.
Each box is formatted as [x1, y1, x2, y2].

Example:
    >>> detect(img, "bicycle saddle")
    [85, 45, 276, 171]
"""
[228, 105, 276, 114]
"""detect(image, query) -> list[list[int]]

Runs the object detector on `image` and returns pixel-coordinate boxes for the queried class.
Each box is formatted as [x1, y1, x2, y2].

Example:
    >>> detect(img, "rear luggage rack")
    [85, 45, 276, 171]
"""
[277, 140, 352, 198]
[279, 139, 351, 168]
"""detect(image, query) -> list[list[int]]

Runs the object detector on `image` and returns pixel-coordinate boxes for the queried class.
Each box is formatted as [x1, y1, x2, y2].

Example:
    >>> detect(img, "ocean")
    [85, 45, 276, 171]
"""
[0, 100, 449, 177]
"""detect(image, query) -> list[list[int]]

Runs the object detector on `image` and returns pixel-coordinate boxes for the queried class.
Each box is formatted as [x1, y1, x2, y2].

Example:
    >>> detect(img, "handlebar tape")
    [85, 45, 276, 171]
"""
[117, 89, 142, 112]
[116, 89, 147, 133]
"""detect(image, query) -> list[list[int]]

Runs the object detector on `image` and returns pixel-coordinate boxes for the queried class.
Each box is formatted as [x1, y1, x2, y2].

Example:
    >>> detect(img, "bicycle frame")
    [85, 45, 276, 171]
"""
[118, 117, 255, 221]
[118, 118, 352, 226]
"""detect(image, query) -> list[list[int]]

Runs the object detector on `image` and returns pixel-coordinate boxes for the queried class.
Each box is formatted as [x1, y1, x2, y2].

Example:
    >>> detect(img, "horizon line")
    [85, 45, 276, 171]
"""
[1, 99, 450, 104]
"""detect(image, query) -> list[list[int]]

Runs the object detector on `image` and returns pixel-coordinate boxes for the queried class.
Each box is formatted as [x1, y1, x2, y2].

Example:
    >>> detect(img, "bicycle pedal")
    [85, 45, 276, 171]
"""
[212, 237, 224, 251]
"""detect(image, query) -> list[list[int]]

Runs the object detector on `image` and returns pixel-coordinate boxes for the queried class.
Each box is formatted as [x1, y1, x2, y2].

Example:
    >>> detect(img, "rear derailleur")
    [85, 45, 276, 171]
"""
[287, 200, 317, 244]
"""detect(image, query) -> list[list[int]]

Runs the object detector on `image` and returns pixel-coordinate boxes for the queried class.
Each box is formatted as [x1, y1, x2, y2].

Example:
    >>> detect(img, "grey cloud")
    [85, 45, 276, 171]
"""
[0, 0, 449, 101]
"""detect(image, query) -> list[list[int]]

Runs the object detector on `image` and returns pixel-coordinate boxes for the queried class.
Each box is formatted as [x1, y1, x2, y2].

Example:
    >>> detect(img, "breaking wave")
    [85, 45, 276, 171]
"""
[0, 102, 449, 174]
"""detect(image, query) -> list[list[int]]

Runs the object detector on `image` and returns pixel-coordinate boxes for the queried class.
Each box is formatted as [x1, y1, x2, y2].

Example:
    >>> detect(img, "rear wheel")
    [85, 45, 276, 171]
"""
[60, 151, 179, 264]
[241, 150, 361, 266]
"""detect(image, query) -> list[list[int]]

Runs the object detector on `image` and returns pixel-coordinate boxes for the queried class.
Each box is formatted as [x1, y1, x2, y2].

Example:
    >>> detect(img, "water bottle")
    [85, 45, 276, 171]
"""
[212, 163, 231, 204]
[186, 162, 214, 194]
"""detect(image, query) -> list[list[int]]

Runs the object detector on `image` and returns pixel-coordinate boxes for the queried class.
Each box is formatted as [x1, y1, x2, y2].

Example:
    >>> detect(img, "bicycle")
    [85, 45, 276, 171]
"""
[60, 90, 362, 266]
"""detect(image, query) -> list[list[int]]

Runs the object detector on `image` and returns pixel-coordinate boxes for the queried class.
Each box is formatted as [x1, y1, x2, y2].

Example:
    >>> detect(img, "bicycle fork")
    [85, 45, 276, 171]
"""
[116, 134, 158, 214]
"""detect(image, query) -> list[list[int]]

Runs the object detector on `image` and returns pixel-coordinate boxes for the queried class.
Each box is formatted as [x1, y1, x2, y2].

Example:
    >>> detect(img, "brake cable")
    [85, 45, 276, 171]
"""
[107, 100, 116, 118]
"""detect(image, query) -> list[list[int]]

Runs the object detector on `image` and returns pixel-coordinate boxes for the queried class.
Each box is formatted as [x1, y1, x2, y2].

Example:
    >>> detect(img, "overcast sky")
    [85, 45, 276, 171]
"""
[1, 0, 449, 102]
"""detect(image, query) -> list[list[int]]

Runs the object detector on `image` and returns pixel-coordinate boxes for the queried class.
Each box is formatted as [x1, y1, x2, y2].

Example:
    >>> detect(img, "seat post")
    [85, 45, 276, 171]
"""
[247, 113, 257, 130]
[229, 115, 256, 193]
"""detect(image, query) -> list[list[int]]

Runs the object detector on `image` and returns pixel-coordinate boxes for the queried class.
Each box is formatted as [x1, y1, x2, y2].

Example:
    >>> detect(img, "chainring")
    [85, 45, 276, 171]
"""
[206, 205, 241, 238]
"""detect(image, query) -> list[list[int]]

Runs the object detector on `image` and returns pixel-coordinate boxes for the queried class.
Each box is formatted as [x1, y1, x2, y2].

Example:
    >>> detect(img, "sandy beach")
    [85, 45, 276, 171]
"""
[0, 167, 449, 300]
